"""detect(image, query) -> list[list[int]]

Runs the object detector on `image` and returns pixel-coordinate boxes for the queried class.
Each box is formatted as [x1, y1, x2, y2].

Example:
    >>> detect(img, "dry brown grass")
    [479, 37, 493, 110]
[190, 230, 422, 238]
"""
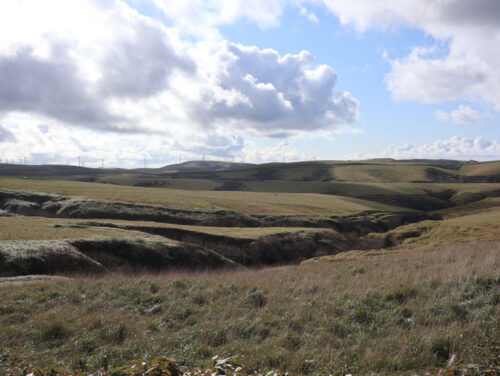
[0, 216, 338, 241]
[0, 177, 400, 215]
[0, 217, 125, 240]
[375, 206, 500, 250]
[0, 241, 498, 375]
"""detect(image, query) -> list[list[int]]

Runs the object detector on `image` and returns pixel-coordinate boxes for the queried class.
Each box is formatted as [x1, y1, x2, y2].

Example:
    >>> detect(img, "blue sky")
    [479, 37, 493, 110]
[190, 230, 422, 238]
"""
[218, 3, 499, 159]
[0, 0, 499, 166]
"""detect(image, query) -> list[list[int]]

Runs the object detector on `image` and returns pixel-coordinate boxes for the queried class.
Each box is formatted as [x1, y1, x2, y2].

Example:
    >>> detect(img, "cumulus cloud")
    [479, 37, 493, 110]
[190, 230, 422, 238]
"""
[239, 140, 307, 163]
[0, 47, 117, 130]
[0, 113, 311, 166]
[0, 113, 181, 167]
[344, 136, 500, 161]
[186, 42, 358, 135]
[0, 0, 358, 143]
[0, 125, 15, 142]
[143, 0, 500, 110]
[385, 47, 487, 104]
[300, 7, 319, 24]
[435, 105, 483, 124]
[147, 0, 289, 39]
[318, 0, 500, 110]
[0, 0, 194, 132]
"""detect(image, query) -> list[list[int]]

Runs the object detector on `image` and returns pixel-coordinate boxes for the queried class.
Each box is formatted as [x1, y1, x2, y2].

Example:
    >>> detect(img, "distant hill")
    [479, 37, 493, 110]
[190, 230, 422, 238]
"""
[156, 160, 255, 172]
[2, 159, 500, 185]
[164, 159, 500, 183]
[0, 164, 122, 178]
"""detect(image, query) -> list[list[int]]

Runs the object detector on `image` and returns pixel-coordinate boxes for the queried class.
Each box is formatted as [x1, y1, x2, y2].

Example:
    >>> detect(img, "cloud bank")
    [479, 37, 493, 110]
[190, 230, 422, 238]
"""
[435, 105, 482, 124]
[345, 136, 500, 161]
[0, 0, 358, 148]
[0, 113, 307, 167]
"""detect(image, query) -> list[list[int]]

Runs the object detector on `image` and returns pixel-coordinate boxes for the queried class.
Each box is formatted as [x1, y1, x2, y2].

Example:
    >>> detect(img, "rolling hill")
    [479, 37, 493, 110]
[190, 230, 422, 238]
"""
[1, 158, 500, 375]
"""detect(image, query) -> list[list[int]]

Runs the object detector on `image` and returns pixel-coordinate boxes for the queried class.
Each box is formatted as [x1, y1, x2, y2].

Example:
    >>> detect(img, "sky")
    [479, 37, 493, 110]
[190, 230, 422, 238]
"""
[0, 0, 499, 168]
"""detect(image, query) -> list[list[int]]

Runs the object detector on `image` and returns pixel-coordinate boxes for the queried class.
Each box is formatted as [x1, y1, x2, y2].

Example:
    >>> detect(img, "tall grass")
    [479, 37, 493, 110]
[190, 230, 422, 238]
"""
[0, 241, 498, 375]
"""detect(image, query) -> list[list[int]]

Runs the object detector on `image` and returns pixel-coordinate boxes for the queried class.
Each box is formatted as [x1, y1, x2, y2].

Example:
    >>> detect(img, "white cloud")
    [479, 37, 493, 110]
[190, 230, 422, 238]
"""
[143, 0, 500, 111]
[0, 0, 193, 133]
[300, 7, 319, 24]
[0, 0, 358, 150]
[435, 105, 483, 124]
[239, 140, 308, 163]
[185, 42, 358, 136]
[0, 113, 312, 166]
[344, 136, 500, 161]
[318, 0, 500, 110]
[147, 0, 289, 39]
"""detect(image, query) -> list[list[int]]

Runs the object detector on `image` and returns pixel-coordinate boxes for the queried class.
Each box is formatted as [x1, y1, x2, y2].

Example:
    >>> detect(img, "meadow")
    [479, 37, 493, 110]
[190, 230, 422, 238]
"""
[1, 241, 499, 375]
[0, 177, 401, 216]
[0, 216, 338, 241]
[1, 160, 500, 375]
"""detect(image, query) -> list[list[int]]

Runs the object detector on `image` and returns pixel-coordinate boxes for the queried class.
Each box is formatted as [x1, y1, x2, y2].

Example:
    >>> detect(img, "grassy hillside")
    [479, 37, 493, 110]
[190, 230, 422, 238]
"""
[157, 160, 255, 172]
[1, 159, 500, 375]
[377, 206, 500, 249]
[0, 217, 125, 240]
[1, 241, 498, 375]
[0, 216, 337, 241]
[458, 161, 500, 176]
[156, 159, 500, 184]
[306, 207, 500, 264]
[0, 164, 119, 177]
[5, 177, 500, 217]
[3, 159, 500, 186]
[0, 178, 402, 216]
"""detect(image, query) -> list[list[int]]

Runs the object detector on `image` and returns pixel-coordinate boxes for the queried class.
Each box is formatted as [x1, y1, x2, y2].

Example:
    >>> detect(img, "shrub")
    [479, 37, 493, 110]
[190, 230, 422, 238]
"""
[78, 339, 97, 355]
[385, 286, 418, 304]
[430, 336, 452, 362]
[246, 288, 267, 308]
[206, 328, 227, 347]
[39, 321, 71, 342]
[281, 332, 302, 350]
[450, 304, 469, 323]
[350, 305, 374, 324]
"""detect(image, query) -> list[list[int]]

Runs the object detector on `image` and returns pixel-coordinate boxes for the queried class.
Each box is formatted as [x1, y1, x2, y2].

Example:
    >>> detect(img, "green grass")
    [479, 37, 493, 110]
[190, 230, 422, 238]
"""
[459, 161, 500, 176]
[2, 161, 500, 375]
[3, 159, 500, 186]
[0, 216, 340, 241]
[391, 207, 500, 248]
[0, 217, 125, 240]
[0, 241, 498, 375]
[309, 207, 500, 263]
[332, 164, 433, 182]
[154, 159, 495, 184]
[73, 219, 341, 239]
[0, 178, 402, 216]
[96, 174, 220, 190]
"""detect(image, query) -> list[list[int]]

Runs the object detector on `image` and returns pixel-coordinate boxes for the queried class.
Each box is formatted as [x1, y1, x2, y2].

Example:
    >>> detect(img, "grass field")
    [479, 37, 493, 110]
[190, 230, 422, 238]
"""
[3, 159, 500, 186]
[0, 178, 403, 216]
[146, 159, 500, 184]
[306, 207, 500, 264]
[96, 174, 221, 191]
[0, 216, 339, 241]
[331, 164, 432, 182]
[458, 161, 500, 176]
[1, 241, 498, 375]
[0, 217, 125, 241]
[1, 160, 500, 375]
[387, 207, 500, 248]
